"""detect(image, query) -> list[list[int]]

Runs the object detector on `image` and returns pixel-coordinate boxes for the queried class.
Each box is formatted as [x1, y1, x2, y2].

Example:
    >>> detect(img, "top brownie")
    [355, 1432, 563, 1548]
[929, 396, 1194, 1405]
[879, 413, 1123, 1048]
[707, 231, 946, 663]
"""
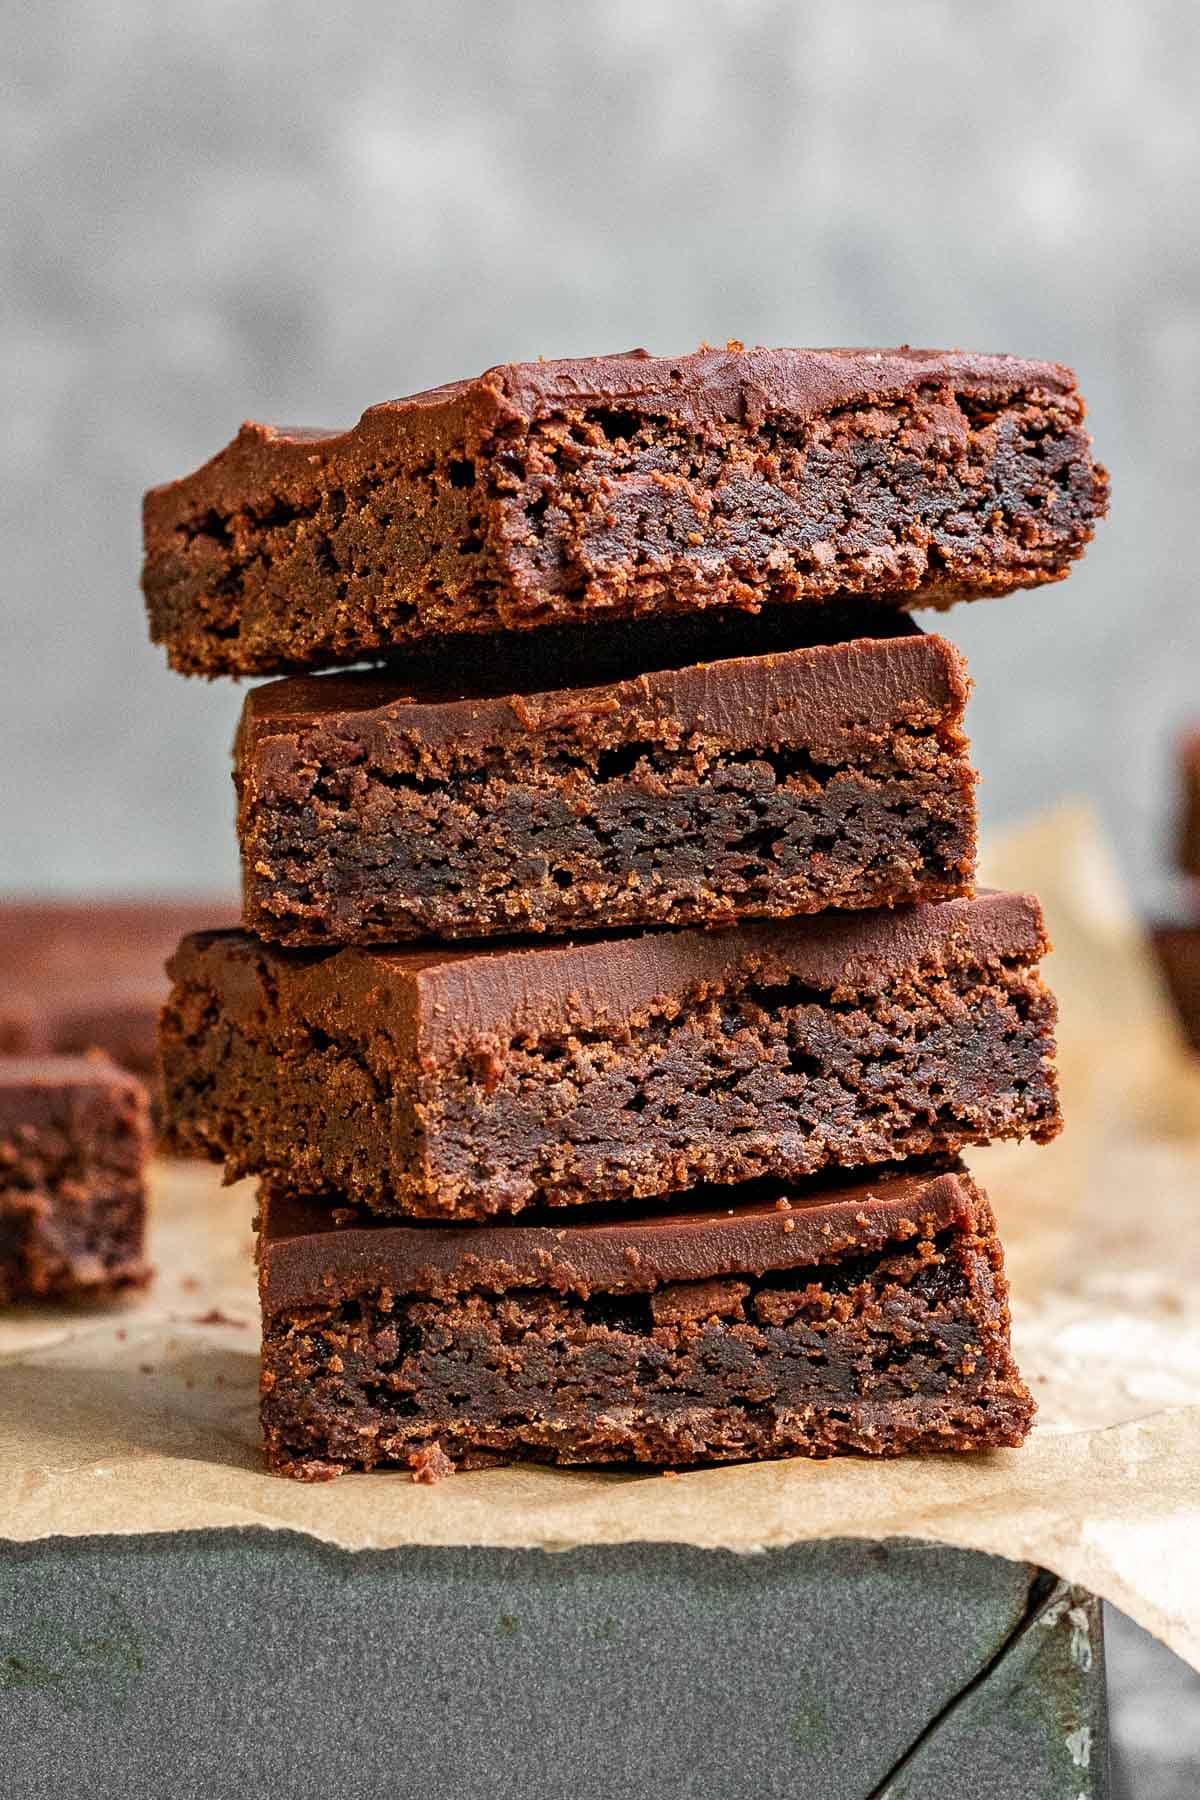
[143, 345, 1109, 677]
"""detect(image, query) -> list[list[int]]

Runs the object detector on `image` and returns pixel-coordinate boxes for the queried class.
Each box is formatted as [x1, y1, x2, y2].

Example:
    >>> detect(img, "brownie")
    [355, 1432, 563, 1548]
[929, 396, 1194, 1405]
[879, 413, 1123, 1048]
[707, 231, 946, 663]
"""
[0, 1055, 151, 1303]
[1179, 731, 1200, 880]
[0, 899, 237, 1076]
[257, 1161, 1034, 1479]
[160, 893, 1060, 1220]
[235, 605, 977, 945]
[143, 345, 1108, 677]
[1150, 924, 1200, 1053]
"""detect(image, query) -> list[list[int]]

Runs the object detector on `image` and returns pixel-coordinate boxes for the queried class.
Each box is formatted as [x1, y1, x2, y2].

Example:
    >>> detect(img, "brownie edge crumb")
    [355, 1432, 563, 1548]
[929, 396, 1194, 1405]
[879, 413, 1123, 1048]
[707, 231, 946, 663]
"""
[409, 1442, 457, 1485]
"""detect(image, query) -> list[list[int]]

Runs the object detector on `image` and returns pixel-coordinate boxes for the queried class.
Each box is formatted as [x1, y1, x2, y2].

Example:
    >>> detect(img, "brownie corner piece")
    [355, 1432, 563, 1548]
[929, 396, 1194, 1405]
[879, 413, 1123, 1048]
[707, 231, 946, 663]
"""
[0, 1054, 151, 1302]
[233, 607, 978, 946]
[143, 345, 1108, 676]
[256, 1161, 1034, 1480]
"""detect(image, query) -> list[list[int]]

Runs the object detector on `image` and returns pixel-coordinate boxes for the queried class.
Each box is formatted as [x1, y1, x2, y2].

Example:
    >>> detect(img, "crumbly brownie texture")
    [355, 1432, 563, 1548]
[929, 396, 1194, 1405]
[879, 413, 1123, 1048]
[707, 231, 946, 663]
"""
[143, 345, 1108, 677]
[257, 1163, 1034, 1479]
[160, 893, 1060, 1220]
[0, 1056, 151, 1302]
[1150, 924, 1200, 1054]
[1180, 732, 1200, 880]
[236, 606, 976, 945]
[0, 899, 237, 1075]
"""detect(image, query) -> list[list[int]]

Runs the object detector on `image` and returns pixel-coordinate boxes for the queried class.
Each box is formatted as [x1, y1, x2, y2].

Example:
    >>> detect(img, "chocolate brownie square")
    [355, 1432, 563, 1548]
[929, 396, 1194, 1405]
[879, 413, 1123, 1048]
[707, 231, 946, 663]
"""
[257, 1161, 1034, 1479]
[0, 1055, 151, 1302]
[143, 346, 1107, 677]
[234, 606, 977, 945]
[1179, 731, 1200, 880]
[1150, 923, 1200, 1053]
[160, 893, 1060, 1220]
[0, 899, 237, 1076]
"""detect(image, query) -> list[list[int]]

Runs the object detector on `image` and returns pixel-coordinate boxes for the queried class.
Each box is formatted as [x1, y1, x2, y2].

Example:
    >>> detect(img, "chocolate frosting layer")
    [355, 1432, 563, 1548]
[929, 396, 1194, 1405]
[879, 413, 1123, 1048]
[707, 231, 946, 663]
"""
[146, 345, 1080, 527]
[258, 1163, 980, 1314]
[242, 601, 921, 713]
[172, 890, 1049, 1067]
[239, 615, 964, 761]
[485, 346, 1076, 429]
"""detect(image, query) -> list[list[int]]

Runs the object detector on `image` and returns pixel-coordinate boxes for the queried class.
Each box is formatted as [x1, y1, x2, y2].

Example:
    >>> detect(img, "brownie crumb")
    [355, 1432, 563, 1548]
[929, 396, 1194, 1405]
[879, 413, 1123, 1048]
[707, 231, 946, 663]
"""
[408, 1442, 456, 1485]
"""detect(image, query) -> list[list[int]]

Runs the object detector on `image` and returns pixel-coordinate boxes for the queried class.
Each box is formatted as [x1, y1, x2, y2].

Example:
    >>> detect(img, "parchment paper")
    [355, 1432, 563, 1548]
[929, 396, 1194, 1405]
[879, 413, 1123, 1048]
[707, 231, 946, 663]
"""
[4, 807, 1199, 1668]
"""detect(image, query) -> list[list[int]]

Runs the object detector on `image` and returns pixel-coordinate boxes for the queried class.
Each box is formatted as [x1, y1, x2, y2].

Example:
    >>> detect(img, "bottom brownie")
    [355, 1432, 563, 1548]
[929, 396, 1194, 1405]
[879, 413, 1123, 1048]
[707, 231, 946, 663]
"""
[0, 1056, 151, 1302]
[258, 1162, 1032, 1480]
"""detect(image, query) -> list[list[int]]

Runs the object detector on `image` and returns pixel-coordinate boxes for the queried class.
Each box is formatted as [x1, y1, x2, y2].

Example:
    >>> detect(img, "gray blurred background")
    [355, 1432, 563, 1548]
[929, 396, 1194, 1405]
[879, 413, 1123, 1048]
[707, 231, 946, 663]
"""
[4, 0, 1198, 902]
[4, 3, 1200, 1788]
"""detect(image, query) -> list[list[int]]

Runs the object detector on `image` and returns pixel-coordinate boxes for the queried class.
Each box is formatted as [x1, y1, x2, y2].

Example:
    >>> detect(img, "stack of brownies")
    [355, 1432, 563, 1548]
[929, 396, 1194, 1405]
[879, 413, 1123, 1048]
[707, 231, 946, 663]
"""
[144, 345, 1108, 1480]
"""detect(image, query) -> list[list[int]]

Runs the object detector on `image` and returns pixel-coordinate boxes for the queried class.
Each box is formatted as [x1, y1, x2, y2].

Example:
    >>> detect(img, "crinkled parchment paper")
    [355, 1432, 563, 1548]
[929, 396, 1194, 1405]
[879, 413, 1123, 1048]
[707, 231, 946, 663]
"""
[3, 808, 1199, 1667]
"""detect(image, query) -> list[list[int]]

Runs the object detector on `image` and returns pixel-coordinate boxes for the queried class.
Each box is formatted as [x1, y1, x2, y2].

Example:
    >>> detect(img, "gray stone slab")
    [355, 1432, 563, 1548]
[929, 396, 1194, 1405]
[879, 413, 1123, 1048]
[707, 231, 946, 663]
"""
[0, 1532, 1105, 1800]
[877, 1580, 1108, 1798]
[1106, 1605, 1200, 1800]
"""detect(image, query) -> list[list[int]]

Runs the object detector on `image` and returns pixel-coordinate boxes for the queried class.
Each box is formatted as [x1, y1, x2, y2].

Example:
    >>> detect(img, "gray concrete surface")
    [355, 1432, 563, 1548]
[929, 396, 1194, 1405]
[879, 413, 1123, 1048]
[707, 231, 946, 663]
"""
[1107, 1608, 1200, 1800]
[0, 1535, 1106, 1800]
[3, 0, 1198, 898]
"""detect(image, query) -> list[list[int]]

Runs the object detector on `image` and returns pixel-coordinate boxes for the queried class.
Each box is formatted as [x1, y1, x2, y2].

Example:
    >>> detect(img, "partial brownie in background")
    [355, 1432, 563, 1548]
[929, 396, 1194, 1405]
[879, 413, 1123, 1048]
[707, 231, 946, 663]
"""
[235, 606, 977, 945]
[1179, 730, 1200, 880]
[1150, 924, 1200, 1054]
[143, 345, 1108, 677]
[257, 1161, 1034, 1480]
[0, 899, 237, 1077]
[1146, 734, 1200, 1054]
[0, 1055, 151, 1302]
[161, 894, 1061, 1220]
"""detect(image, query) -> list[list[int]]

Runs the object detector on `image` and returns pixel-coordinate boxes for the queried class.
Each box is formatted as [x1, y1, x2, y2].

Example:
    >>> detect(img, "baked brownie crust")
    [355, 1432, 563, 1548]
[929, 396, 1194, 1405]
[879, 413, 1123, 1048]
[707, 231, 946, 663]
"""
[0, 1056, 151, 1302]
[235, 607, 976, 944]
[160, 894, 1060, 1219]
[257, 1164, 1034, 1479]
[143, 345, 1108, 676]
